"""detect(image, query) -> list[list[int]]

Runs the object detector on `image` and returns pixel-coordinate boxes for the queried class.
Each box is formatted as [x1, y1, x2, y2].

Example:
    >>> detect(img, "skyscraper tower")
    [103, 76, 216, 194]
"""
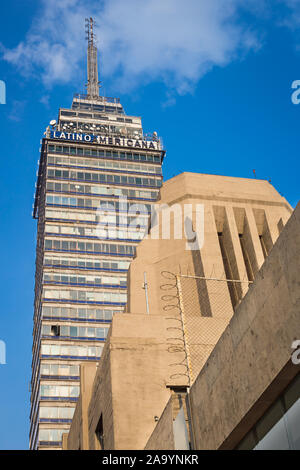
[30, 18, 165, 450]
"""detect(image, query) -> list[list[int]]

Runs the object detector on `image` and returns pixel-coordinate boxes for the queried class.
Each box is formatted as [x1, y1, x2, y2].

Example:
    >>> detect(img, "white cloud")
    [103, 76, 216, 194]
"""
[40, 95, 50, 107]
[0, 0, 280, 95]
[279, 0, 300, 29]
[8, 100, 27, 122]
[98, 0, 262, 94]
[2, 0, 91, 86]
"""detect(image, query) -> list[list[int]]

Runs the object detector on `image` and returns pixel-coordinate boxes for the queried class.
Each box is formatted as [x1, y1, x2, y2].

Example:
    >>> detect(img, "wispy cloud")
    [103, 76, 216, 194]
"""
[1, 0, 300, 96]
[39, 95, 50, 107]
[97, 0, 262, 94]
[280, 0, 300, 28]
[1, 0, 90, 87]
[8, 100, 27, 122]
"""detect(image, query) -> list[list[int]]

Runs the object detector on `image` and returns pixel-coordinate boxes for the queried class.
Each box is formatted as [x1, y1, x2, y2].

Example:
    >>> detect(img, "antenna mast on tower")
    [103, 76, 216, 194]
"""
[85, 17, 100, 98]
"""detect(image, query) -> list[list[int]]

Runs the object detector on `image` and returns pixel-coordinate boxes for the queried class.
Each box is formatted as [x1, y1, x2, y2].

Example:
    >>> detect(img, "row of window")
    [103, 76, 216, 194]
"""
[47, 168, 162, 188]
[40, 363, 79, 377]
[41, 384, 79, 398]
[40, 406, 75, 420]
[42, 306, 117, 321]
[48, 144, 161, 163]
[46, 194, 152, 214]
[41, 344, 103, 358]
[68, 102, 122, 113]
[43, 273, 126, 288]
[45, 223, 146, 241]
[42, 289, 127, 304]
[44, 256, 130, 272]
[60, 104, 131, 115]
[61, 113, 129, 123]
[47, 155, 161, 175]
[42, 324, 109, 339]
[64, 103, 122, 113]
[44, 239, 136, 256]
[46, 181, 157, 200]
[45, 208, 147, 226]
[39, 428, 65, 443]
[94, 213, 147, 226]
[115, 117, 134, 123]
[62, 109, 118, 118]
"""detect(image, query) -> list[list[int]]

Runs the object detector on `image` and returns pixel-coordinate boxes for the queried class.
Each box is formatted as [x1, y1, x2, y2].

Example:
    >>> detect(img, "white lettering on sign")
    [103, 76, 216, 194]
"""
[51, 131, 159, 150]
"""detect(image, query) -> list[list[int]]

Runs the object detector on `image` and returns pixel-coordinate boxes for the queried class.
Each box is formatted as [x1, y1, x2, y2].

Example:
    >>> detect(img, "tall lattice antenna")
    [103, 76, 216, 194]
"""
[85, 17, 100, 98]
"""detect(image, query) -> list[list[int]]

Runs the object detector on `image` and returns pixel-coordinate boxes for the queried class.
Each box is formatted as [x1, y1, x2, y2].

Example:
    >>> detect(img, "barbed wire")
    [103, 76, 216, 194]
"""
[161, 271, 251, 385]
[160, 271, 190, 386]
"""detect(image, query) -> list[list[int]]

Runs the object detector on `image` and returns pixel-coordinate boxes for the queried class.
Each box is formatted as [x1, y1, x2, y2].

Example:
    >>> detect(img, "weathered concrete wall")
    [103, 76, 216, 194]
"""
[189, 202, 300, 449]
[67, 396, 82, 450]
[62, 432, 68, 450]
[88, 329, 115, 450]
[145, 398, 175, 450]
[67, 362, 97, 450]
[87, 313, 187, 450]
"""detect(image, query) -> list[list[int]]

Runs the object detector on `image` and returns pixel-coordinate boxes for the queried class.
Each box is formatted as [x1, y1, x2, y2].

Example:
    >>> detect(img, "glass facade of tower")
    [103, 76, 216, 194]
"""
[30, 93, 164, 449]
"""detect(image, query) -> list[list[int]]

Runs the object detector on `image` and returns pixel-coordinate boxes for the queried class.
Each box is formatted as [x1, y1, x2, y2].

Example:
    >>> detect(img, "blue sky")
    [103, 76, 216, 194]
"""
[0, 0, 300, 449]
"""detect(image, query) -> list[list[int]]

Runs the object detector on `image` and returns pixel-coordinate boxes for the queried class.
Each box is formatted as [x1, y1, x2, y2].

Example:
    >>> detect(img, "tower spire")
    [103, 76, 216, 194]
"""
[85, 17, 100, 98]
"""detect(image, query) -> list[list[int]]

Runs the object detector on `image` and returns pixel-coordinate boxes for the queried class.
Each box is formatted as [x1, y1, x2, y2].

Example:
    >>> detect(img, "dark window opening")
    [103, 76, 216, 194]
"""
[95, 414, 104, 450]
[51, 325, 60, 336]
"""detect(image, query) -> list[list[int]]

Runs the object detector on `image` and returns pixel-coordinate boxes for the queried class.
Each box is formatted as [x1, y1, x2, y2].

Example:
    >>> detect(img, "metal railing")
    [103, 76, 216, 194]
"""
[73, 93, 120, 104]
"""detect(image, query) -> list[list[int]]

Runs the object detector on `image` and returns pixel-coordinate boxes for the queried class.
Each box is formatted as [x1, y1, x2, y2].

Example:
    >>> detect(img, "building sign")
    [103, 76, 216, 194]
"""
[50, 131, 160, 150]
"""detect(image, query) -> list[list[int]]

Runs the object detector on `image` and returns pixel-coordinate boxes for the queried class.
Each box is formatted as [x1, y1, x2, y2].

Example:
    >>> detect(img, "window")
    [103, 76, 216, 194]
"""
[61, 111, 76, 117]
[70, 326, 78, 337]
[51, 325, 60, 337]
[237, 375, 300, 450]
[95, 414, 104, 450]
[39, 428, 65, 443]
[45, 240, 52, 249]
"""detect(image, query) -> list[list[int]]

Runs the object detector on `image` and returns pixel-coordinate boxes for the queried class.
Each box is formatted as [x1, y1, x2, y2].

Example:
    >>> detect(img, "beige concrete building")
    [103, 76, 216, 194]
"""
[63, 172, 299, 450]
[126, 172, 293, 380]
[145, 199, 300, 449]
